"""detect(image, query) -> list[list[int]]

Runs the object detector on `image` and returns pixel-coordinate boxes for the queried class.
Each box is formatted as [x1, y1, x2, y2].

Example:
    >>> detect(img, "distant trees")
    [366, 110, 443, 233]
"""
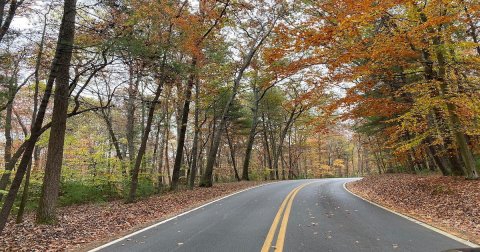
[0, 0, 478, 235]
[273, 0, 480, 178]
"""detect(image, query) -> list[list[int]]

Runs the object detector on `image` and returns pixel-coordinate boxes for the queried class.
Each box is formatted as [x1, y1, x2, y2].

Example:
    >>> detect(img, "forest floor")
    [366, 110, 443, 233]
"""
[347, 174, 480, 245]
[0, 181, 267, 251]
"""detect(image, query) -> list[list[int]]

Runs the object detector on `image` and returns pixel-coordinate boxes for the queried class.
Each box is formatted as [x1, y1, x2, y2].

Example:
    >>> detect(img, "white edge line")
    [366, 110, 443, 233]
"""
[88, 182, 274, 252]
[342, 181, 479, 248]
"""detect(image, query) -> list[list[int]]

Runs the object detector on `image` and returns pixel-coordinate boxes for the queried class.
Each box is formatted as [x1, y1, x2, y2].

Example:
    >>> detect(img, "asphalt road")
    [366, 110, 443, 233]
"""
[92, 179, 476, 252]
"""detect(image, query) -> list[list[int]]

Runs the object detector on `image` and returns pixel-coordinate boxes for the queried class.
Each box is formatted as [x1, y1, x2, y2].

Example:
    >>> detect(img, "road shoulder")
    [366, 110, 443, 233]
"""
[345, 176, 479, 247]
[0, 181, 271, 251]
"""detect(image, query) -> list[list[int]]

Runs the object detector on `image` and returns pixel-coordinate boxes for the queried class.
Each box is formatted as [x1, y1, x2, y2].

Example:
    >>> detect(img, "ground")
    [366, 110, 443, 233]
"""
[0, 181, 265, 251]
[347, 174, 480, 244]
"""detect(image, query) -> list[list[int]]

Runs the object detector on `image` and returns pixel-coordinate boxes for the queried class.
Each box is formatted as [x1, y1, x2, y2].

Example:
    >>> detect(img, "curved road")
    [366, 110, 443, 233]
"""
[92, 179, 475, 252]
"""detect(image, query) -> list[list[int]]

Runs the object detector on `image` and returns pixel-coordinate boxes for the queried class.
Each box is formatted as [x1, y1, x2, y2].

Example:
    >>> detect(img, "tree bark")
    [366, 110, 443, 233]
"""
[36, 0, 77, 224]
[126, 65, 139, 167]
[171, 59, 197, 190]
[188, 79, 200, 189]
[12, 109, 30, 223]
[241, 112, 257, 181]
[225, 126, 240, 181]
[4, 100, 12, 168]
[0, 0, 76, 234]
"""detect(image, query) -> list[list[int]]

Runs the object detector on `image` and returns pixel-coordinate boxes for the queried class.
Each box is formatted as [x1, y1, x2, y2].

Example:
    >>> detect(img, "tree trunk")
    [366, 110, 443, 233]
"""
[433, 36, 478, 179]
[241, 76, 276, 181]
[242, 105, 258, 181]
[4, 101, 12, 168]
[151, 115, 163, 174]
[261, 115, 273, 176]
[225, 126, 240, 181]
[36, 0, 77, 224]
[15, 162, 30, 223]
[126, 65, 139, 167]
[101, 110, 126, 175]
[462, 2, 480, 56]
[200, 52, 255, 186]
[0, 0, 22, 44]
[171, 58, 197, 190]
[11, 108, 30, 223]
[272, 108, 300, 180]
[0, 0, 76, 234]
[188, 79, 200, 189]
[127, 75, 166, 202]
[427, 145, 451, 175]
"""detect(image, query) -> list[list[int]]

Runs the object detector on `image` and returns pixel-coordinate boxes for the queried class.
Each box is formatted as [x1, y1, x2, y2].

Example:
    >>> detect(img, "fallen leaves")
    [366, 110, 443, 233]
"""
[0, 181, 265, 251]
[347, 174, 480, 244]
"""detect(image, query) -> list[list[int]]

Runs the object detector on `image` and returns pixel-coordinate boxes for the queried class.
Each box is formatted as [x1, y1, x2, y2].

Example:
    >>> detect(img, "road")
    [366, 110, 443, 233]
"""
[92, 179, 475, 252]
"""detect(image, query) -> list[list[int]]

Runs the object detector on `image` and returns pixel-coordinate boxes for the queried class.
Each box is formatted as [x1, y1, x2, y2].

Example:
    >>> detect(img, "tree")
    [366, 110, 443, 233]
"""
[0, 0, 77, 233]
[200, 1, 283, 187]
[0, 0, 24, 44]
[171, 0, 229, 190]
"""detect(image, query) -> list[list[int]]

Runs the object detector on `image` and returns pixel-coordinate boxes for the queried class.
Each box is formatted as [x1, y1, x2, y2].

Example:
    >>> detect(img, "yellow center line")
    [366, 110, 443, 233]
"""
[275, 183, 310, 252]
[261, 182, 314, 252]
[261, 186, 297, 252]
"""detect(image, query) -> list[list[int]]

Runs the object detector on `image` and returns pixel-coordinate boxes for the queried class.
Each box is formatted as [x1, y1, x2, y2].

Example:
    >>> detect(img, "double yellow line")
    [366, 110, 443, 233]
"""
[261, 182, 313, 252]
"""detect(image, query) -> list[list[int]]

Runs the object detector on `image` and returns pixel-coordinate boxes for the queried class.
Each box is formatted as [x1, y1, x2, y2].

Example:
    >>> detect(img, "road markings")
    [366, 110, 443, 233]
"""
[261, 182, 313, 252]
[261, 186, 297, 252]
[343, 182, 479, 248]
[88, 182, 277, 252]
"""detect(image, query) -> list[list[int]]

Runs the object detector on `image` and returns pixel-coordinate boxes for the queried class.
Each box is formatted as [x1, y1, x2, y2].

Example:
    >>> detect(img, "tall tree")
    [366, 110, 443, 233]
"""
[200, 3, 281, 186]
[36, 0, 78, 224]
[171, 0, 229, 190]
[0, 0, 77, 233]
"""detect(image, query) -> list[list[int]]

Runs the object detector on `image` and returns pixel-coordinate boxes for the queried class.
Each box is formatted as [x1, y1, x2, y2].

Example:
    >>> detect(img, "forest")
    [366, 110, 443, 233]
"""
[0, 0, 479, 238]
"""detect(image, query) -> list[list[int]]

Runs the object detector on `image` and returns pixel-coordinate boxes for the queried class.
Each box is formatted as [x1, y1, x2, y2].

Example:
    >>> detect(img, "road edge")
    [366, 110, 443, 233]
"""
[342, 181, 479, 248]
[88, 182, 276, 252]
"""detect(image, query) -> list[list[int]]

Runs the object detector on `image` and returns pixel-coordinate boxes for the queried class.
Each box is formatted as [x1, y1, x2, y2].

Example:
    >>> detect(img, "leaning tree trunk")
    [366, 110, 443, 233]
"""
[13, 108, 32, 223]
[127, 51, 168, 202]
[200, 46, 268, 186]
[171, 59, 197, 190]
[36, 0, 77, 224]
[16, 10, 48, 223]
[101, 110, 126, 175]
[272, 108, 299, 180]
[0, 0, 23, 44]
[242, 117, 257, 181]
[225, 126, 240, 181]
[0, 0, 76, 234]
[127, 78, 165, 202]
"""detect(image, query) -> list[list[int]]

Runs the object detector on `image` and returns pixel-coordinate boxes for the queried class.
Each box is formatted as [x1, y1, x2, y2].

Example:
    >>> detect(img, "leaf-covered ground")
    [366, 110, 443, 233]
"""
[347, 174, 480, 244]
[0, 181, 266, 251]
